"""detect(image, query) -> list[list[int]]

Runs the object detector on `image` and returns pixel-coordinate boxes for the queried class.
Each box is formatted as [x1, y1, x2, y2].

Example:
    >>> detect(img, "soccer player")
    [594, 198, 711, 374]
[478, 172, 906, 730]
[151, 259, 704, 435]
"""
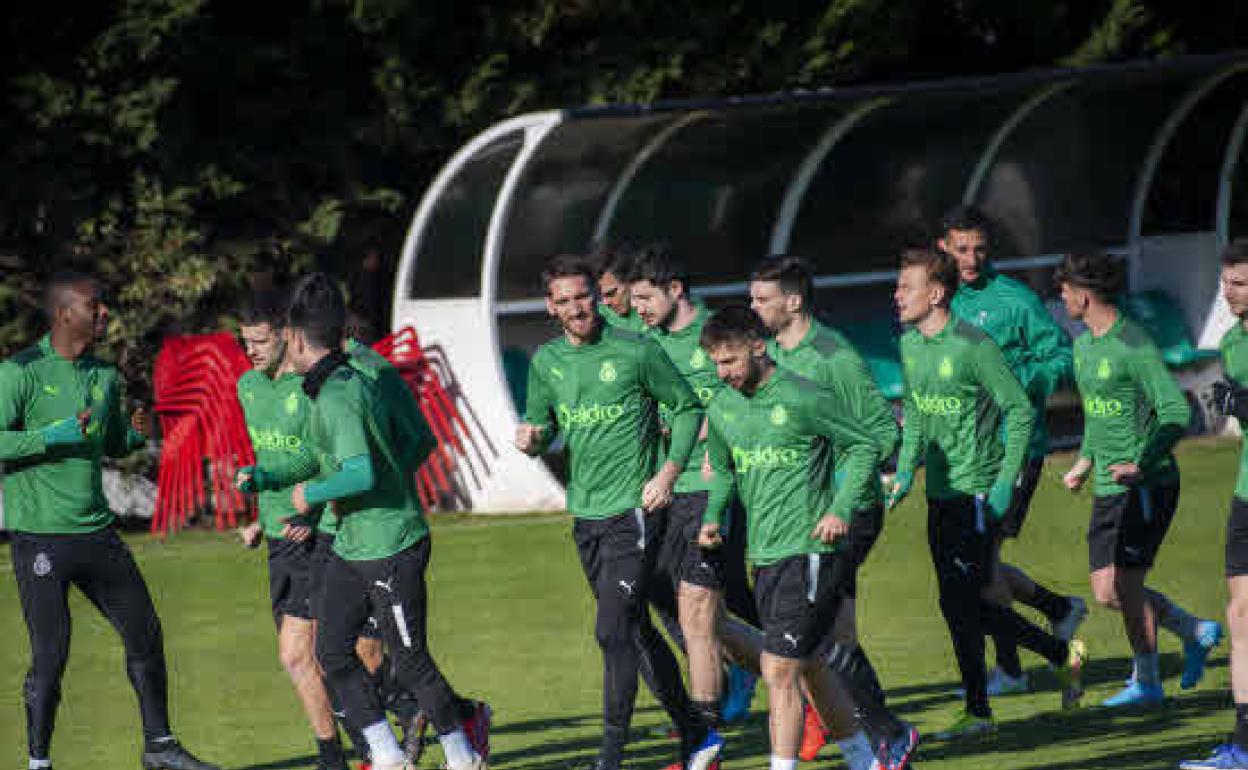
[940, 205, 1088, 694]
[1182, 238, 1248, 770]
[697, 305, 913, 770]
[1055, 252, 1221, 708]
[283, 273, 486, 770]
[889, 249, 1085, 739]
[749, 255, 916, 757]
[596, 249, 647, 333]
[1, 272, 218, 770]
[515, 254, 716, 770]
[234, 292, 351, 770]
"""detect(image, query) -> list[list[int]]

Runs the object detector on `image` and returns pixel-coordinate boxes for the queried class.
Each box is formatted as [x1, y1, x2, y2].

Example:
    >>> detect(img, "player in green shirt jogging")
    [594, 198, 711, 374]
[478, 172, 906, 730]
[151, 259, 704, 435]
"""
[628, 247, 767, 755]
[749, 256, 916, 762]
[889, 249, 1086, 740]
[1184, 239, 1248, 770]
[282, 274, 487, 770]
[596, 248, 648, 333]
[696, 305, 917, 770]
[233, 293, 351, 770]
[1055, 252, 1220, 709]
[515, 254, 718, 770]
[1, 272, 218, 770]
[942, 205, 1088, 696]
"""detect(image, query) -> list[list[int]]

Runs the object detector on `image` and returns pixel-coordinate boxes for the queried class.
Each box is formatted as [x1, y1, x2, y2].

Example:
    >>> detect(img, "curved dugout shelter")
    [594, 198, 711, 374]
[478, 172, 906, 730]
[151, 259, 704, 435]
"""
[394, 52, 1248, 513]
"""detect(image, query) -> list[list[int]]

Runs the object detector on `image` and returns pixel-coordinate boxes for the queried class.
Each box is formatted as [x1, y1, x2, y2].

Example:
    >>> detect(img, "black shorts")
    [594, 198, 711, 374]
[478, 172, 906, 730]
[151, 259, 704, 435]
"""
[840, 506, 884, 598]
[1000, 457, 1045, 539]
[1088, 482, 1180, 571]
[927, 495, 998, 589]
[310, 532, 381, 639]
[267, 537, 315, 623]
[1227, 497, 1248, 578]
[654, 491, 723, 591]
[753, 552, 849, 660]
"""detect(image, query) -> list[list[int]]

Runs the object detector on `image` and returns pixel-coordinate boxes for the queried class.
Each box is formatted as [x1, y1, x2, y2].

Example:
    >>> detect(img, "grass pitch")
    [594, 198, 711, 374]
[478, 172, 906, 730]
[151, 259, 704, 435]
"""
[0, 439, 1238, 769]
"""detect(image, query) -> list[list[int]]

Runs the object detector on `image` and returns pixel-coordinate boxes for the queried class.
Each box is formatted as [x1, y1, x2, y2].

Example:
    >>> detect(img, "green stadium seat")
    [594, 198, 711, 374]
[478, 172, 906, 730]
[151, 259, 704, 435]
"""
[838, 321, 906, 400]
[501, 347, 530, 412]
[1120, 290, 1220, 368]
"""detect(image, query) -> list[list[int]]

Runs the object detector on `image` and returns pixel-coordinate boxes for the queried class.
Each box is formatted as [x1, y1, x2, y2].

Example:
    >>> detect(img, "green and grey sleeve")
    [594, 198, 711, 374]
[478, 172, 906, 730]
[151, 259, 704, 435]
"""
[522, 356, 557, 453]
[804, 388, 880, 523]
[0, 363, 47, 460]
[702, 418, 734, 527]
[1131, 347, 1191, 469]
[1019, 292, 1073, 399]
[974, 339, 1035, 489]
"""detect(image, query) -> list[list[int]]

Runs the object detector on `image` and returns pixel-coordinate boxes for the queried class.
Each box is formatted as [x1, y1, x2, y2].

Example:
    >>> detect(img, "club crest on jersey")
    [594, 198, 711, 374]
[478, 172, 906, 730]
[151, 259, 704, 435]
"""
[284, 391, 300, 415]
[939, 357, 954, 380]
[599, 361, 617, 383]
[550, 366, 564, 380]
[1097, 358, 1113, 380]
[33, 552, 52, 577]
[770, 404, 788, 426]
[690, 348, 707, 370]
[43, 384, 59, 397]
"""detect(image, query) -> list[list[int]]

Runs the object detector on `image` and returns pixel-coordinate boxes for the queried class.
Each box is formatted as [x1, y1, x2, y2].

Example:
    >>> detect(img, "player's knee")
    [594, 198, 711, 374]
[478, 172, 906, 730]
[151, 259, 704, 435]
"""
[678, 585, 717, 638]
[1091, 582, 1120, 610]
[279, 639, 318, 678]
[760, 653, 799, 689]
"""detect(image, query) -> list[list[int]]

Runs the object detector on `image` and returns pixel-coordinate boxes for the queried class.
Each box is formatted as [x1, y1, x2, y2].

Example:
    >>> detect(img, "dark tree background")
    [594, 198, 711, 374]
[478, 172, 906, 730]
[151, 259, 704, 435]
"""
[2, 0, 1244, 382]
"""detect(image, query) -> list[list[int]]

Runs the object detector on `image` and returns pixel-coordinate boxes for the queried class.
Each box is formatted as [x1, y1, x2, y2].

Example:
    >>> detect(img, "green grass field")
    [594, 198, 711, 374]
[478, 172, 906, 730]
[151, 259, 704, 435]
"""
[1, 439, 1239, 770]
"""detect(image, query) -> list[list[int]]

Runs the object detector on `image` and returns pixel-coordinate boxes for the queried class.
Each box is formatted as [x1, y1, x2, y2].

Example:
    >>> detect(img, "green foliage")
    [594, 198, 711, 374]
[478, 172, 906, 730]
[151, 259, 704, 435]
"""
[1, 0, 1243, 366]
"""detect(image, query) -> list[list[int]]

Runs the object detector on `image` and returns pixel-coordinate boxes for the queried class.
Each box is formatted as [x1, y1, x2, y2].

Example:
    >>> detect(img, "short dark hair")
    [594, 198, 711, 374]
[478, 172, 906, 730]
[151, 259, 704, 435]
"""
[899, 248, 958, 300]
[749, 256, 815, 310]
[628, 243, 691, 294]
[939, 203, 993, 238]
[1223, 238, 1248, 267]
[541, 254, 598, 294]
[593, 246, 634, 282]
[1053, 252, 1126, 301]
[700, 304, 769, 350]
[44, 271, 99, 316]
[287, 273, 345, 350]
[238, 290, 286, 328]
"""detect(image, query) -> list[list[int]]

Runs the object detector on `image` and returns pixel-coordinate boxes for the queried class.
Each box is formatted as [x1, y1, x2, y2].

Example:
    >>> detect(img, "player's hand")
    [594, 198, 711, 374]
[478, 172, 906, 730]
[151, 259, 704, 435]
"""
[642, 463, 679, 512]
[77, 408, 93, 434]
[1108, 462, 1141, 486]
[812, 514, 849, 544]
[513, 423, 546, 455]
[1063, 457, 1092, 491]
[280, 515, 313, 543]
[239, 522, 263, 548]
[236, 466, 257, 494]
[697, 522, 723, 549]
[291, 483, 311, 514]
[886, 470, 914, 510]
[130, 405, 153, 438]
[700, 451, 713, 483]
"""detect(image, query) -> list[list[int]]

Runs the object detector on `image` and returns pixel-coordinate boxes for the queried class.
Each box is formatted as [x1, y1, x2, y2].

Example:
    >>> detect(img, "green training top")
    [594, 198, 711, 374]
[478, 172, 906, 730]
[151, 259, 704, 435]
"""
[952, 267, 1072, 459]
[524, 323, 702, 519]
[703, 367, 880, 566]
[1223, 321, 1248, 502]
[237, 369, 318, 539]
[897, 316, 1034, 501]
[305, 362, 431, 561]
[1074, 313, 1189, 497]
[599, 303, 648, 334]
[649, 305, 722, 493]
[769, 319, 898, 512]
[0, 335, 145, 533]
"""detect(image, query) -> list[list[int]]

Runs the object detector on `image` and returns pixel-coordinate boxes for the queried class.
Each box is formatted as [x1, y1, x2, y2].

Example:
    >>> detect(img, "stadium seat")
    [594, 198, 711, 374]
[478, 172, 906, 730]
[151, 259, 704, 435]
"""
[837, 321, 906, 400]
[1120, 290, 1220, 368]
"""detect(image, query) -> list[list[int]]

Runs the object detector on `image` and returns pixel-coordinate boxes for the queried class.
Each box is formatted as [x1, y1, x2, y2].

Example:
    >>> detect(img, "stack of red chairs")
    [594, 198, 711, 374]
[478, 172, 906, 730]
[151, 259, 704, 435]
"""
[373, 326, 467, 511]
[151, 333, 254, 535]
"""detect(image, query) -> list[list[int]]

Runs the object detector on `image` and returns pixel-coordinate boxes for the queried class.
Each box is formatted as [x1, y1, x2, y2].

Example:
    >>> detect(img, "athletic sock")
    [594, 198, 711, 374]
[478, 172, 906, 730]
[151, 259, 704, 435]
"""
[1235, 703, 1248, 750]
[439, 727, 476, 769]
[693, 699, 722, 731]
[362, 721, 404, 765]
[770, 757, 799, 770]
[1134, 653, 1161, 687]
[1025, 583, 1072, 623]
[28, 758, 52, 770]
[1152, 591, 1202, 643]
[837, 731, 877, 770]
[143, 735, 177, 753]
